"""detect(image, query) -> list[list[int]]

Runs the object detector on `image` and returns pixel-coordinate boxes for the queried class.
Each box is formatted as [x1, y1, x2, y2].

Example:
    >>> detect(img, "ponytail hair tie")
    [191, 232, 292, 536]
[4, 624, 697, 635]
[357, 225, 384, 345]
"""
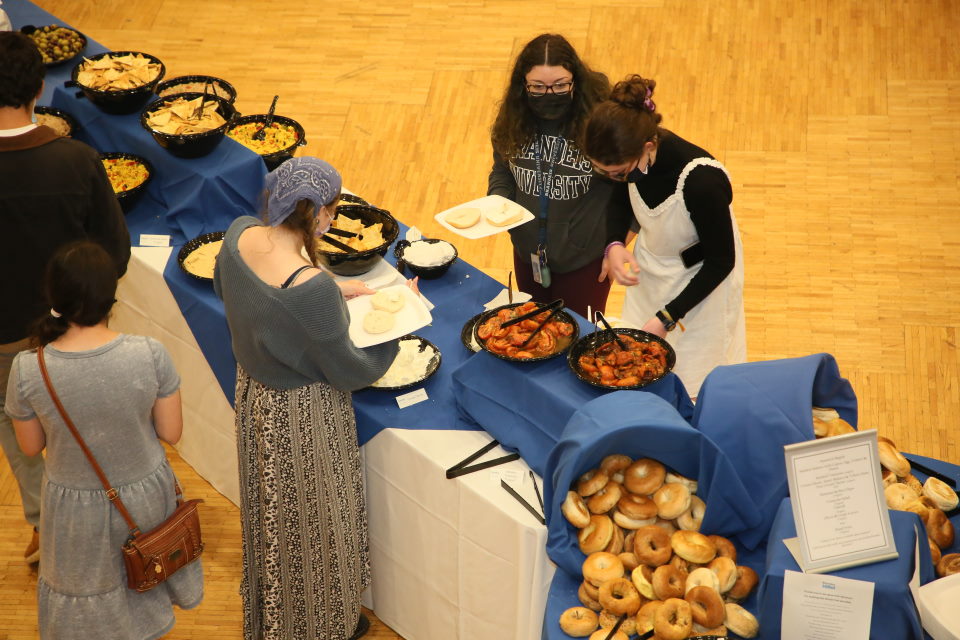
[643, 87, 655, 112]
[50, 308, 62, 318]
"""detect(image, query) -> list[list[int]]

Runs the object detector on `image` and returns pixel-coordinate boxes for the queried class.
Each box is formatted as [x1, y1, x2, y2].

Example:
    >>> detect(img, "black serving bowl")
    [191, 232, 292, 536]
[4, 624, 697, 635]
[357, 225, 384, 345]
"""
[368, 335, 442, 391]
[394, 238, 458, 279]
[34, 105, 79, 137]
[177, 231, 226, 281]
[155, 75, 237, 104]
[567, 327, 677, 390]
[70, 51, 165, 115]
[316, 205, 400, 276]
[473, 302, 580, 363]
[338, 193, 369, 206]
[21, 24, 87, 66]
[98, 152, 154, 213]
[140, 92, 237, 158]
[460, 312, 484, 353]
[225, 114, 306, 170]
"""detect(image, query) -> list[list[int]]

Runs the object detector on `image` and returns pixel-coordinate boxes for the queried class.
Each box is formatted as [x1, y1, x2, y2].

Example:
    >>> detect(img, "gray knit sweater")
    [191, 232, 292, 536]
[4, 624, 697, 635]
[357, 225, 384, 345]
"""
[213, 216, 398, 391]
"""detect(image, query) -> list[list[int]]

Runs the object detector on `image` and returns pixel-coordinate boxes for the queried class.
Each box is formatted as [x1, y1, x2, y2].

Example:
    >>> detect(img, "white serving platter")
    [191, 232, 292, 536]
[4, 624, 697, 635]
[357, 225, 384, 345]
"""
[347, 284, 432, 348]
[330, 256, 403, 290]
[434, 194, 534, 239]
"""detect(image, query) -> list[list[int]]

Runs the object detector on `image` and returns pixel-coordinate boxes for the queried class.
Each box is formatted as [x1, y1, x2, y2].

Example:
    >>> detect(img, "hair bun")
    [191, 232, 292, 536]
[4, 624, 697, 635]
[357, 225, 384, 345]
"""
[611, 75, 657, 112]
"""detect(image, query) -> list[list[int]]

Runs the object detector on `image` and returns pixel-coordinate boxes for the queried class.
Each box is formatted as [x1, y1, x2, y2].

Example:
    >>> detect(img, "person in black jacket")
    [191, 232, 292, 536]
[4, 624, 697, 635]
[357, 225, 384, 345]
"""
[0, 31, 130, 564]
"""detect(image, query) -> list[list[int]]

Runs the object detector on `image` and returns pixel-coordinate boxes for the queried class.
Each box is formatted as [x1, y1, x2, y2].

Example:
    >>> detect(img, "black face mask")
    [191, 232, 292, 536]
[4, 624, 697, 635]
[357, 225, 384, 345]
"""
[527, 93, 573, 120]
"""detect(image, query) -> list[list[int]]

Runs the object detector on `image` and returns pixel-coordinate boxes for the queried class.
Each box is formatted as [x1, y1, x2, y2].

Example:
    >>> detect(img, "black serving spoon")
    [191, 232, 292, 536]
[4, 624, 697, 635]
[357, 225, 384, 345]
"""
[252, 95, 279, 141]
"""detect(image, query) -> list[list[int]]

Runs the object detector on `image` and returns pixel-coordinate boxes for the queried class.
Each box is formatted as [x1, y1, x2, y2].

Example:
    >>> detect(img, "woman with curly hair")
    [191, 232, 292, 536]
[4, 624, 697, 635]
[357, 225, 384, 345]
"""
[582, 75, 746, 396]
[488, 33, 632, 317]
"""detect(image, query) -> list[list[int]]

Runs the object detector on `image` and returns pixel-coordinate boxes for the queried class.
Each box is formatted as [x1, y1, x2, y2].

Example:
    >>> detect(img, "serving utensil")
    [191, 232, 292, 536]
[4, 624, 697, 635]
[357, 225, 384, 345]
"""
[499, 298, 564, 329]
[251, 94, 278, 141]
[318, 234, 359, 254]
[595, 310, 628, 351]
[507, 270, 513, 304]
[193, 81, 211, 119]
[518, 305, 564, 349]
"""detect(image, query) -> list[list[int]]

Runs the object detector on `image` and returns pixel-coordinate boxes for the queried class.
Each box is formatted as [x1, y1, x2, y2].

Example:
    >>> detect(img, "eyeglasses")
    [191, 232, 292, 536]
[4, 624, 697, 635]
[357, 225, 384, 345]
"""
[592, 158, 640, 182]
[525, 80, 574, 97]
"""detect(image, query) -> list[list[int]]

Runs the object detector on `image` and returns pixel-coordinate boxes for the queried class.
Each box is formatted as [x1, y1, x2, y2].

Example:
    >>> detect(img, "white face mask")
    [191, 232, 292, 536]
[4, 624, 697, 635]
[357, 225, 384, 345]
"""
[314, 207, 333, 236]
[29, 98, 38, 124]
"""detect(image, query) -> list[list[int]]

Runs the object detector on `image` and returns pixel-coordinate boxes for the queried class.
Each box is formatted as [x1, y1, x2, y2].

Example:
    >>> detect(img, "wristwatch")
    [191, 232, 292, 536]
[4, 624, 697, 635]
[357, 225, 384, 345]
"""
[655, 309, 677, 332]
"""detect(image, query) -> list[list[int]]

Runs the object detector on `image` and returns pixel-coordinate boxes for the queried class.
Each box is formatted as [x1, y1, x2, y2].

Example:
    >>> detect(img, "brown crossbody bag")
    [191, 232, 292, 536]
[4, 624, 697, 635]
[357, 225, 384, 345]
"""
[38, 346, 204, 592]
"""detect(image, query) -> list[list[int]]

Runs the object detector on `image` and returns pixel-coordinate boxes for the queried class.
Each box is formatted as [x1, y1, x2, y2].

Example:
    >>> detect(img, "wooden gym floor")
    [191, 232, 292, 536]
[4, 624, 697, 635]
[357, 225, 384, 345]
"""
[2, 0, 958, 637]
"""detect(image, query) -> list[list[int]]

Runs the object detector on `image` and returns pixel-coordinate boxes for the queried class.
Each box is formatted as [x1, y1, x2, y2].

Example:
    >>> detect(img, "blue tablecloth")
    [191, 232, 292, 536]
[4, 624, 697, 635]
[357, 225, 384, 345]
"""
[451, 347, 695, 477]
[759, 500, 936, 640]
[692, 353, 859, 549]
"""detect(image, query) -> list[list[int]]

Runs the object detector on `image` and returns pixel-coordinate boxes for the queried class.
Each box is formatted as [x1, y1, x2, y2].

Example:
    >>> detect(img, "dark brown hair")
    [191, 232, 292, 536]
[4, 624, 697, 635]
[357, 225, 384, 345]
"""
[31, 241, 118, 346]
[582, 75, 664, 165]
[491, 34, 610, 160]
[0, 32, 45, 109]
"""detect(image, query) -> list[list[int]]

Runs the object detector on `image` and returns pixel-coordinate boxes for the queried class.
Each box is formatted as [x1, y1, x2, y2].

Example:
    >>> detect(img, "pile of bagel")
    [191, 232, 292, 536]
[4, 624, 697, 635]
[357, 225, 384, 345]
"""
[558, 455, 759, 639]
[813, 408, 960, 579]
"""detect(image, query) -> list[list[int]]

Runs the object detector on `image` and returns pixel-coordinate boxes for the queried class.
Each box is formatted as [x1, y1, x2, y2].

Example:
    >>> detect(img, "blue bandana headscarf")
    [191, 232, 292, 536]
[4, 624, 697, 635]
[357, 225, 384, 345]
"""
[264, 157, 342, 226]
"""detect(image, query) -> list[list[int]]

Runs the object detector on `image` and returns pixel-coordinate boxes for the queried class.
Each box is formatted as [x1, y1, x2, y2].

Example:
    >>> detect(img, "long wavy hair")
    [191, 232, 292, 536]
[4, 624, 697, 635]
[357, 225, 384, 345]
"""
[491, 34, 610, 160]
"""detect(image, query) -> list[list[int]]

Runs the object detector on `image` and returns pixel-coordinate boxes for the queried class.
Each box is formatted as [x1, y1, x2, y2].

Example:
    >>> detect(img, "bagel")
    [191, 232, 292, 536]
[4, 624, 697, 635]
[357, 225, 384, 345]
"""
[588, 630, 627, 640]
[599, 577, 642, 616]
[600, 454, 633, 476]
[929, 538, 942, 567]
[653, 597, 693, 640]
[562, 491, 591, 528]
[624, 458, 666, 495]
[652, 564, 687, 600]
[708, 535, 737, 562]
[617, 493, 659, 520]
[878, 440, 910, 477]
[724, 602, 759, 638]
[665, 471, 698, 495]
[633, 525, 673, 567]
[623, 530, 636, 553]
[636, 600, 663, 635]
[672, 530, 717, 564]
[938, 553, 960, 578]
[882, 468, 897, 487]
[885, 483, 918, 510]
[727, 565, 759, 601]
[618, 551, 640, 573]
[668, 554, 691, 573]
[677, 495, 706, 532]
[588, 481, 623, 514]
[825, 418, 856, 437]
[900, 473, 923, 496]
[581, 579, 600, 601]
[694, 623, 729, 636]
[685, 585, 725, 628]
[686, 567, 721, 594]
[602, 522, 625, 555]
[812, 416, 831, 437]
[613, 509, 657, 530]
[924, 508, 955, 550]
[582, 551, 624, 587]
[578, 581, 602, 611]
[631, 564, 656, 600]
[598, 610, 638, 637]
[654, 518, 678, 535]
[708, 556, 738, 593]
[579, 515, 615, 555]
[811, 406, 840, 422]
[654, 483, 692, 520]
[902, 499, 930, 520]
[577, 469, 610, 497]
[923, 476, 959, 511]
[558, 607, 599, 637]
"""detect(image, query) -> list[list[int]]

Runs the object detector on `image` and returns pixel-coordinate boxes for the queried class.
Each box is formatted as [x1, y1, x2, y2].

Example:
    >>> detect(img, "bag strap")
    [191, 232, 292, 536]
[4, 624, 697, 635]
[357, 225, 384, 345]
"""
[37, 346, 143, 537]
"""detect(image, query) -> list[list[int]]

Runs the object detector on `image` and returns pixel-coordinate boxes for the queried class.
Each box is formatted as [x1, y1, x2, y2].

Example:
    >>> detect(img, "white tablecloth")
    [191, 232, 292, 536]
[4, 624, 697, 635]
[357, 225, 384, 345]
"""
[112, 248, 555, 639]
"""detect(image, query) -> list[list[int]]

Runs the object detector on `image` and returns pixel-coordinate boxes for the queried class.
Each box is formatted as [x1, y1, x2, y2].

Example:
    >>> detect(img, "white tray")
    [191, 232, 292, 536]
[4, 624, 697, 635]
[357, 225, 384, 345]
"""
[434, 194, 534, 239]
[918, 572, 960, 640]
[347, 284, 432, 348]
[330, 256, 403, 290]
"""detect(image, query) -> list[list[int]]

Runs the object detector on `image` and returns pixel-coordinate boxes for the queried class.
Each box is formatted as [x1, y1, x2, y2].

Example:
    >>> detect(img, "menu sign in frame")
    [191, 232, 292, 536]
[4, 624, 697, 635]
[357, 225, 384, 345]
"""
[784, 429, 899, 574]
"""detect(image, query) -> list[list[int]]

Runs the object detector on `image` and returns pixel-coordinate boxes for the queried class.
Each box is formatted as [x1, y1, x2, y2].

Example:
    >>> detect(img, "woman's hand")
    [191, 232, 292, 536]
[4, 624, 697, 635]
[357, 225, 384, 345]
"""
[599, 244, 640, 286]
[405, 276, 420, 296]
[338, 280, 375, 300]
[641, 316, 668, 338]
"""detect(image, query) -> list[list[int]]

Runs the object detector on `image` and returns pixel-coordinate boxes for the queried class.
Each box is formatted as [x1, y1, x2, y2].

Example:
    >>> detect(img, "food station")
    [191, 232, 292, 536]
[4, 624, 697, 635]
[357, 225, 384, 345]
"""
[7, 1, 960, 638]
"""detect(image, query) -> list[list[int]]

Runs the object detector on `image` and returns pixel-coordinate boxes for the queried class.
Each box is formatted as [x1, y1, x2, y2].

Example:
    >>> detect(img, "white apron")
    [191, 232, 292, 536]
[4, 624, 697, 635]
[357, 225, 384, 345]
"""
[623, 157, 746, 396]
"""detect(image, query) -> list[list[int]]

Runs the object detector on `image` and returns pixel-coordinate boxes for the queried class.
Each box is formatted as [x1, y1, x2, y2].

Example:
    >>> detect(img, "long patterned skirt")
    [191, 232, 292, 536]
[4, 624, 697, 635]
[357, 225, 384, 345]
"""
[235, 366, 370, 640]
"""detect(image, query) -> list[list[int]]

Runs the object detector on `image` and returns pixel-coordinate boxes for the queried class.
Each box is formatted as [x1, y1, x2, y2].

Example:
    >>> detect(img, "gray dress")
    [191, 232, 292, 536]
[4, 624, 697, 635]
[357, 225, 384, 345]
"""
[4, 335, 204, 640]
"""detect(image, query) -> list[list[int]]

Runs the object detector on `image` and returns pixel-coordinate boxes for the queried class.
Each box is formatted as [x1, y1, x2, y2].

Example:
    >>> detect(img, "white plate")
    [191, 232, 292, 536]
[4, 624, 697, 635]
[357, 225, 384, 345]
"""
[434, 194, 535, 239]
[347, 284, 432, 348]
[918, 572, 960, 640]
[330, 256, 403, 290]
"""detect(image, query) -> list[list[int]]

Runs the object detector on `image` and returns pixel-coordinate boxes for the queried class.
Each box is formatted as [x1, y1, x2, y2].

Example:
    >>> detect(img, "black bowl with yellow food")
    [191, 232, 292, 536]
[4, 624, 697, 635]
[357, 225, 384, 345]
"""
[99, 152, 153, 213]
[315, 205, 400, 276]
[140, 92, 237, 158]
[226, 114, 305, 170]
[70, 51, 166, 115]
[34, 105, 79, 137]
[155, 75, 238, 104]
[21, 24, 87, 66]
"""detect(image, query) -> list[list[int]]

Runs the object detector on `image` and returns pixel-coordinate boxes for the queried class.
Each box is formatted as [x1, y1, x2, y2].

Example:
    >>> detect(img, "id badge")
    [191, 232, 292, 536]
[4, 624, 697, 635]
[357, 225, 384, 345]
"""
[530, 252, 543, 285]
[531, 249, 551, 288]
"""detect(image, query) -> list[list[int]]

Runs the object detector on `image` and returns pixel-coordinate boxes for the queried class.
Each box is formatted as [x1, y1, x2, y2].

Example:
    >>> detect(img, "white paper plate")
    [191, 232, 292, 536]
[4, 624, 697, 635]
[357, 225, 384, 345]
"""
[347, 284, 432, 348]
[330, 256, 403, 290]
[918, 572, 960, 640]
[434, 194, 535, 239]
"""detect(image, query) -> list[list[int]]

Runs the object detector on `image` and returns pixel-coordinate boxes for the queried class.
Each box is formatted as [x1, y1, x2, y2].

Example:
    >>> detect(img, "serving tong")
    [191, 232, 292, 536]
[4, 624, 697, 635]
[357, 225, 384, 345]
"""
[594, 310, 628, 351]
[318, 234, 359, 253]
[192, 81, 212, 119]
[252, 95, 279, 141]
[495, 298, 566, 350]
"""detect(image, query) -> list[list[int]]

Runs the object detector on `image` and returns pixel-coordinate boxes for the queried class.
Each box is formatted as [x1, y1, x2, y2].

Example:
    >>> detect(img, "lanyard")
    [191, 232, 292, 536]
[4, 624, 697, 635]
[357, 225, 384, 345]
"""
[532, 132, 558, 251]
